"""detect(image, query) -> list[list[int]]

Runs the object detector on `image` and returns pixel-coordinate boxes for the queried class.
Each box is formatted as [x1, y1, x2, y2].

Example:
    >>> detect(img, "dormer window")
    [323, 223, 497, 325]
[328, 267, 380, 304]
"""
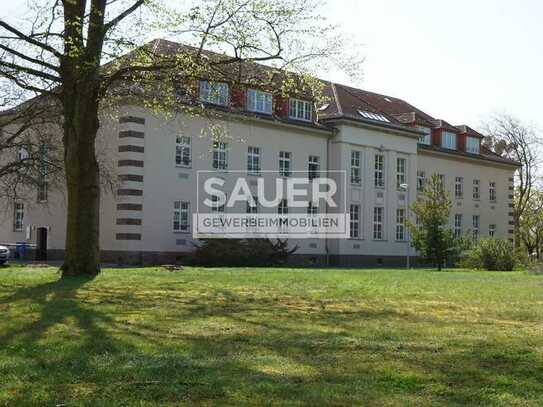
[441, 131, 457, 150]
[289, 98, 312, 122]
[465, 136, 480, 154]
[247, 89, 272, 114]
[199, 81, 228, 106]
[417, 127, 431, 145]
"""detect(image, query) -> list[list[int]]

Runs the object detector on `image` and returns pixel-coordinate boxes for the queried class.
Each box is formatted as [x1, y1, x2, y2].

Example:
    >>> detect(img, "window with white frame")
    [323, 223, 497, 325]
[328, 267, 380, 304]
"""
[289, 98, 312, 121]
[417, 171, 426, 192]
[13, 202, 24, 232]
[247, 146, 261, 175]
[278, 198, 288, 215]
[37, 179, 48, 202]
[473, 179, 480, 200]
[455, 177, 464, 199]
[454, 214, 463, 238]
[279, 151, 292, 177]
[396, 208, 406, 241]
[374, 154, 385, 188]
[246, 195, 259, 214]
[396, 157, 406, 189]
[308, 155, 320, 180]
[489, 182, 496, 202]
[373, 207, 384, 240]
[17, 147, 28, 161]
[247, 89, 272, 114]
[212, 141, 228, 170]
[173, 201, 190, 232]
[473, 215, 480, 242]
[441, 131, 457, 150]
[199, 81, 228, 105]
[211, 195, 225, 213]
[438, 174, 445, 192]
[350, 204, 360, 238]
[489, 224, 496, 237]
[466, 137, 480, 154]
[307, 201, 318, 216]
[37, 143, 48, 202]
[418, 127, 431, 145]
[351, 151, 361, 185]
[175, 135, 191, 167]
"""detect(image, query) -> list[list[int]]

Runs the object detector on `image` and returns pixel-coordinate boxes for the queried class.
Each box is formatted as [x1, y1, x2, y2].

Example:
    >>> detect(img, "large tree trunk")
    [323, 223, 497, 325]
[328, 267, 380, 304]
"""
[59, 78, 101, 278]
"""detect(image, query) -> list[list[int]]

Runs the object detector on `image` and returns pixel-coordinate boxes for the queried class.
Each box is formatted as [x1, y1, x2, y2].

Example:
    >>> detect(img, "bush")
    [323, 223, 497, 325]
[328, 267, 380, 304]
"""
[460, 238, 517, 271]
[186, 238, 298, 267]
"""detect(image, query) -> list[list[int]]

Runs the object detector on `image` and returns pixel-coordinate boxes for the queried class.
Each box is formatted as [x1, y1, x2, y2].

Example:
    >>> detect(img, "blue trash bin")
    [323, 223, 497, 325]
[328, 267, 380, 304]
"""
[15, 242, 27, 259]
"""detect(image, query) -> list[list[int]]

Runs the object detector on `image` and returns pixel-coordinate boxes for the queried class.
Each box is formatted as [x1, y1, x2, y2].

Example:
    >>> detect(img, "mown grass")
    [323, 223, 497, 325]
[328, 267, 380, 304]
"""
[0, 265, 542, 406]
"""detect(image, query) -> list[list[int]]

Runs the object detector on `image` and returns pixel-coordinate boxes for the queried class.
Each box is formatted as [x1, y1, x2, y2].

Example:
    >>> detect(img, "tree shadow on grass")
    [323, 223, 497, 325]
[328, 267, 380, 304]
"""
[1, 278, 542, 405]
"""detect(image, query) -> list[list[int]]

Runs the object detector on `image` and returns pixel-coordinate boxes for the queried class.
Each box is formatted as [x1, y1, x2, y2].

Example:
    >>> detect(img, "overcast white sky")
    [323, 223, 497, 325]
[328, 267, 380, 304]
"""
[323, 0, 543, 130]
[2, 0, 542, 130]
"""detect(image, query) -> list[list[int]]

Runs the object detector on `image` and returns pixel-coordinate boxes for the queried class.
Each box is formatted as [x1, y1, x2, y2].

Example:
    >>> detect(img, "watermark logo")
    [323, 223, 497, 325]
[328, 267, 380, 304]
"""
[194, 170, 348, 238]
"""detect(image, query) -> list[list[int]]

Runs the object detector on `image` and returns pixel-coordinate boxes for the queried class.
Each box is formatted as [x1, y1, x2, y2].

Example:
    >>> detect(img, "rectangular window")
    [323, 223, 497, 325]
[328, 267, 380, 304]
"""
[374, 154, 385, 188]
[396, 157, 406, 189]
[246, 196, 259, 214]
[396, 208, 406, 241]
[418, 127, 431, 145]
[278, 198, 288, 215]
[247, 89, 272, 114]
[279, 151, 292, 177]
[289, 98, 312, 121]
[417, 171, 426, 192]
[489, 182, 496, 202]
[247, 146, 261, 175]
[307, 202, 319, 216]
[454, 214, 463, 238]
[473, 215, 480, 242]
[473, 179, 480, 200]
[438, 174, 445, 192]
[173, 201, 190, 232]
[350, 204, 360, 238]
[373, 207, 384, 240]
[211, 195, 225, 213]
[175, 135, 191, 167]
[466, 137, 480, 154]
[37, 180, 48, 202]
[17, 147, 28, 161]
[308, 155, 320, 180]
[212, 141, 228, 170]
[489, 224, 496, 237]
[441, 131, 457, 149]
[37, 143, 48, 202]
[351, 151, 361, 185]
[13, 202, 24, 232]
[455, 177, 464, 199]
[199, 81, 228, 105]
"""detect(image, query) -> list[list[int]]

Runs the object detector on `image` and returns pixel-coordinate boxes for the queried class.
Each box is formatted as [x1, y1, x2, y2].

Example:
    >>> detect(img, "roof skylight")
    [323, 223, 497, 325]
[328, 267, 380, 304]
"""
[357, 110, 390, 123]
[318, 103, 330, 111]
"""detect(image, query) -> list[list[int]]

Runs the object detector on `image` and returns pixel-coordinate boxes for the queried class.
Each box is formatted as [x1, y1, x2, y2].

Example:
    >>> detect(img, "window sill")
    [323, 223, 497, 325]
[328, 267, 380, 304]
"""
[173, 230, 191, 234]
[351, 183, 362, 187]
[288, 116, 313, 123]
[176, 165, 192, 169]
[248, 109, 272, 115]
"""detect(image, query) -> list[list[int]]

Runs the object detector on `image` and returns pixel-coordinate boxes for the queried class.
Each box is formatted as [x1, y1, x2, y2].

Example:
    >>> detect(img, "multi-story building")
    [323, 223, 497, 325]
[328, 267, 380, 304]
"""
[0, 39, 519, 266]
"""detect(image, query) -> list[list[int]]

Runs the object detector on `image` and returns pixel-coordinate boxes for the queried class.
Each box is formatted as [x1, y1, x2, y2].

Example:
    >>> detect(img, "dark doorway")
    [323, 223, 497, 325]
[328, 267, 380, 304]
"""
[36, 227, 47, 261]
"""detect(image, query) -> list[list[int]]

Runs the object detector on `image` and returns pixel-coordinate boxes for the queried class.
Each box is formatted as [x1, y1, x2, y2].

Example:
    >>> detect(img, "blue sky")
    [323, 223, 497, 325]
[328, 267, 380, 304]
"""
[2, 0, 542, 130]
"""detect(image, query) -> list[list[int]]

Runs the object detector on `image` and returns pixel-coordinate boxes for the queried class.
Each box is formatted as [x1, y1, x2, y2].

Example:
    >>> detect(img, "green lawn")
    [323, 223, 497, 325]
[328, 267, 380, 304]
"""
[0, 266, 542, 406]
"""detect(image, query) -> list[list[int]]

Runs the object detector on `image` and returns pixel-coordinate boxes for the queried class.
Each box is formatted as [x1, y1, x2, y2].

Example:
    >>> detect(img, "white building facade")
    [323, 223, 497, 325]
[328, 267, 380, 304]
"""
[0, 65, 519, 266]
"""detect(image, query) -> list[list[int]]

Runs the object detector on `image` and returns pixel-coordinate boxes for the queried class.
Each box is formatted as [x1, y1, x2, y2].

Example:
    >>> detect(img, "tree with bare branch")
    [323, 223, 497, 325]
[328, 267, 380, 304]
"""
[0, 0, 360, 277]
[483, 113, 541, 249]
